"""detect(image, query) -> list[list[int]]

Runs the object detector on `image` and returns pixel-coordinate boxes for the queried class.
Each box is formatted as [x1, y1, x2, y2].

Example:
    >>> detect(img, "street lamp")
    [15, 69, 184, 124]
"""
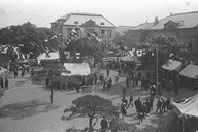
[156, 44, 159, 97]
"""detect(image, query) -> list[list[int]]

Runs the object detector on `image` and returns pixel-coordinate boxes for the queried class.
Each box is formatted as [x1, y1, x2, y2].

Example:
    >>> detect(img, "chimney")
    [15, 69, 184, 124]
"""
[145, 20, 147, 23]
[153, 16, 159, 26]
[170, 12, 172, 15]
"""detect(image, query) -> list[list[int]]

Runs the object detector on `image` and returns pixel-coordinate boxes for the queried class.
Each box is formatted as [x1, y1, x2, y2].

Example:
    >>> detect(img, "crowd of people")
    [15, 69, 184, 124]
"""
[0, 77, 9, 90]
[120, 92, 171, 124]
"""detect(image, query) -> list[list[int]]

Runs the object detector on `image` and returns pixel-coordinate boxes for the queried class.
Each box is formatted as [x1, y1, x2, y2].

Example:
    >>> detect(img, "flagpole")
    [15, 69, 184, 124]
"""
[156, 44, 159, 97]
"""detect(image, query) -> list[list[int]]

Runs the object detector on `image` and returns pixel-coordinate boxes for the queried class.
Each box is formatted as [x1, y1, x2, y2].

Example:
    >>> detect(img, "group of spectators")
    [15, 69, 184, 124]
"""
[120, 93, 171, 124]
[14, 66, 28, 78]
[0, 77, 9, 90]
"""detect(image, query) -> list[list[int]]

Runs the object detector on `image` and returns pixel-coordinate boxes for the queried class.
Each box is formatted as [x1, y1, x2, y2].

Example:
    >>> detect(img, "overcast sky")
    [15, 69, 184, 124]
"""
[0, 0, 198, 28]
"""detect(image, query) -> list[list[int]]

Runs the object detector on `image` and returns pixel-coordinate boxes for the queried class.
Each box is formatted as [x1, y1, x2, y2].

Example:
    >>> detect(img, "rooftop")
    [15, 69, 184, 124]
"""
[55, 12, 115, 27]
[129, 22, 153, 30]
[115, 26, 133, 35]
[151, 10, 198, 29]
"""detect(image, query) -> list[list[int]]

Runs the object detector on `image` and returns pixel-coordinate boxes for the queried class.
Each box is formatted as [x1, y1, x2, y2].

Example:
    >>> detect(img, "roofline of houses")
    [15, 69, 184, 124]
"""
[169, 10, 198, 17]
[69, 12, 103, 17]
[60, 24, 116, 28]
[127, 10, 198, 31]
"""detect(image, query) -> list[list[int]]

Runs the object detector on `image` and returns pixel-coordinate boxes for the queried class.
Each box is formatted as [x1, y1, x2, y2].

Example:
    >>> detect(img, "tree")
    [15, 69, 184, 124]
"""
[0, 22, 59, 58]
[63, 95, 117, 131]
[64, 38, 104, 63]
[65, 38, 102, 56]
[138, 36, 189, 69]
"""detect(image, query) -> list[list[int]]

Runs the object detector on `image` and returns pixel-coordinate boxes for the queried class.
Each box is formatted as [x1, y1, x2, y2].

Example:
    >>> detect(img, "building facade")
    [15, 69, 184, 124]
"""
[51, 12, 116, 47]
[126, 11, 198, 55]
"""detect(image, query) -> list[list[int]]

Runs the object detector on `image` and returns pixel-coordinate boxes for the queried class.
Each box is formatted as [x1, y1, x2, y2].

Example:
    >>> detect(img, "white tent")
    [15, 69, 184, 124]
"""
[0, 67, 7, 75]
[37, 52, 60, 64]
[61, 63, 90, 76]
[179, 64, 198, 78]
[0, 66, 7, 78]
[172, 94, 198, 116]
[162, 59, 182, 71]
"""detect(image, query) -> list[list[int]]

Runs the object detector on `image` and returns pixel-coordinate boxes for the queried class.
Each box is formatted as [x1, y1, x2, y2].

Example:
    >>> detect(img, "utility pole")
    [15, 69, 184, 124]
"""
[156, 44, 159, 97]
[49, 69, 54, 103]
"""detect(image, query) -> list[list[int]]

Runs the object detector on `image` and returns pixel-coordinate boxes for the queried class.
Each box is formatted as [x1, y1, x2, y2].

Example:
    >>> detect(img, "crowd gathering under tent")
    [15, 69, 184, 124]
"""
[168, 94, 198, 132]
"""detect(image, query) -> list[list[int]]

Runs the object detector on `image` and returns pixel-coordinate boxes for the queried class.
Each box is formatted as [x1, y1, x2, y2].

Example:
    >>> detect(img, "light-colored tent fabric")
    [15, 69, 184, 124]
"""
[0, 67, 7, 75]
[61, 63, 90, 76]
[37, 52, 60, 64]
[172, 94, 198, 116]
[179, 64, 198, 78]
[162, 59, 182, 71]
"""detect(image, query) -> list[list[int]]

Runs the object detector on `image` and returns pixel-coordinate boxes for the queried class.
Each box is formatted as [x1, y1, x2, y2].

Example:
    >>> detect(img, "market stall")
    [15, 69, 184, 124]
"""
[162, 59, 182, 71]
[61, 63, 90, 76]
[37, 52, 60, 65]
[0, 66, 7, 78]
[170, 95, 198, 132]
[179, 64, 198, 89]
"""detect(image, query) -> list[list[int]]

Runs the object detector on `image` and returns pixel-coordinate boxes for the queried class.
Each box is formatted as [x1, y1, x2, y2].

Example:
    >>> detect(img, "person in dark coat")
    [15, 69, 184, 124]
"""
[122, 97, 128, 107]
[145, 98, 151, 113]
[0, 77, 3, 89]
[161, 98, 166, 112]
[138, 106, 145, 124]
[121, 102, 127, 119]
[122, 87, 127, 97]
[128, 93, 133, 107]
[106, 69, 109, 77]
[166, 98, 171, 111]
[4, 78, 9, 89]
[107, 77, 112, 90]
[156, 98, 162, 112]
[134, 97, 142, 112]
[103, 78, 107, 91]
[100, 116, 108, 132]
[126, 76, 130, 88]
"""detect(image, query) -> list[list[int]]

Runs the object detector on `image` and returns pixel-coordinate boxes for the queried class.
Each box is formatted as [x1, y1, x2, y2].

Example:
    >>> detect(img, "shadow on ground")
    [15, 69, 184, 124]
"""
[0, 99, 60, 120]
[13, 80, 27, 87]
[31, 78, 46, 86]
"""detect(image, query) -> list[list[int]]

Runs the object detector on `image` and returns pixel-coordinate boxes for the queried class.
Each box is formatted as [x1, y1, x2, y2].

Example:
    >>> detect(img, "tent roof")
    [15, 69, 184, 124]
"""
[172, 94, 198, 116]
[179, 64, 198, 78]
[0, 66, 7, 75]
[162, 59, 182, 71]
[61, 63, 90, 76]
[37, 52, 60, 64]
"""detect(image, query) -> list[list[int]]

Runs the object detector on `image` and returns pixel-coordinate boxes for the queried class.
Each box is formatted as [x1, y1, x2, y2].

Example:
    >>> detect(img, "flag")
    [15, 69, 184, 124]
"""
[136, 50, 143, 57]
[87, 31, 100, 42]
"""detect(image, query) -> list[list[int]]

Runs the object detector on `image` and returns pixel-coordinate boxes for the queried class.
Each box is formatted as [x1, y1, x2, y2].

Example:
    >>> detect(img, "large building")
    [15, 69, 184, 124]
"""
[51, 12, 116, 47]
[126, 11, 198, 55]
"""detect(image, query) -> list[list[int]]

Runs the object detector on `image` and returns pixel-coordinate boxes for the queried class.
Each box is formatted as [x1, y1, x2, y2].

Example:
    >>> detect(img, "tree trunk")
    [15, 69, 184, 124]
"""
[89, 116, 94, 132]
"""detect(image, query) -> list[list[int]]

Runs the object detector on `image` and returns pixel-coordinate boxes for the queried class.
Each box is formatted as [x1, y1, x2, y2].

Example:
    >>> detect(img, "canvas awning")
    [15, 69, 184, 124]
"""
[179, 64, 198, 78]
[61, 63, 90, 76]
[162, 59, 181, 71]
[172, 94, 198, 116]
[37, 52, 60, 64]
[0, 67, 7, 75]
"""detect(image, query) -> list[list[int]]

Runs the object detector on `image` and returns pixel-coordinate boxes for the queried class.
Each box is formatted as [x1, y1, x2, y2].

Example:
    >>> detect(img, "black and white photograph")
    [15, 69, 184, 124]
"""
[0, 0, 198, 132]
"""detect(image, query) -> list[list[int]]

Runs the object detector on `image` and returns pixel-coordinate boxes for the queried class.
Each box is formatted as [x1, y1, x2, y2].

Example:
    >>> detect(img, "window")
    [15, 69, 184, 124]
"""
[107, 29, 112, 38]
[74, 21, 79, 25]
[100, 22, 104, 25]
[101, 29, 105, 34]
